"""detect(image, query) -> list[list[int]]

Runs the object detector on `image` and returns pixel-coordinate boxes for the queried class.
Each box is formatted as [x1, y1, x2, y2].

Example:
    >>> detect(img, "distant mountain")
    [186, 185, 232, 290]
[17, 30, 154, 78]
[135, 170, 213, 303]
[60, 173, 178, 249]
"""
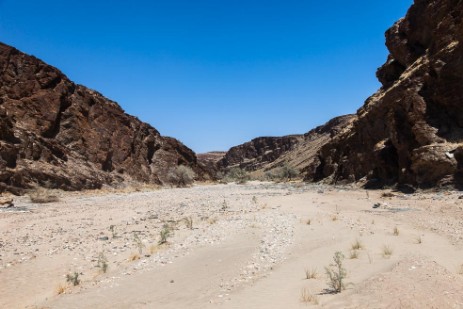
[217, 115, 355, 177]
[0, 43, 209, 194]
[306, 0, 463, 189]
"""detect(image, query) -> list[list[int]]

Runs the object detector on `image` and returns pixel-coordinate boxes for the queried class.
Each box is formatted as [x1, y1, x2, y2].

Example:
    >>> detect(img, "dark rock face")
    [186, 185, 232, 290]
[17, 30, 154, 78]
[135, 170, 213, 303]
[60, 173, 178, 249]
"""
[217, 115, 355, 174]
[0, 43, 208, 194]
[218, 135, 304, 171]
[307, 0, 463, 188]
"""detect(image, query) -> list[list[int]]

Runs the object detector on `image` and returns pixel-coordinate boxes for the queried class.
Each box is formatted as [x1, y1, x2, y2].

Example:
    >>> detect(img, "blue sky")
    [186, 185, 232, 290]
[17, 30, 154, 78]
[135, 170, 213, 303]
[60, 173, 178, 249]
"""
[0, 1, 412, 153]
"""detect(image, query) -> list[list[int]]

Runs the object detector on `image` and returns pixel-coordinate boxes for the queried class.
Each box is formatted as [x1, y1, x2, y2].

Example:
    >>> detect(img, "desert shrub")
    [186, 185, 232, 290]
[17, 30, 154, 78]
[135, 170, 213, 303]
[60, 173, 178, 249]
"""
[66, 272, 80, 286]
[325, 251, 347, 293]
[225, 167, 250, 184]
[167, 165, 196, 187]
[266, 164, 300, 182]
[96, 252, 108, 273]
[158, 224, 172, 245]
[29, 188, 59, 203]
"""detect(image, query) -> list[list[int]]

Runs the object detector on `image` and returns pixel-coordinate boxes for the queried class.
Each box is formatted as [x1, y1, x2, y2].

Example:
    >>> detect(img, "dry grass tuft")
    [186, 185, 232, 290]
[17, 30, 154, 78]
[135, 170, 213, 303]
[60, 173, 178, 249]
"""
[351, 239, 363, 250]
[349, 250, 359, 259]
[300, 287, 319, 304]
[382, 245, 393, 258]
[56, 283, 67, 295]
[304, 268, 318, 279]
[393, 227, 400, 236]
[149, 244, 160, 255]
[207, 217, 218, 225]
[128, 253, 140, 261]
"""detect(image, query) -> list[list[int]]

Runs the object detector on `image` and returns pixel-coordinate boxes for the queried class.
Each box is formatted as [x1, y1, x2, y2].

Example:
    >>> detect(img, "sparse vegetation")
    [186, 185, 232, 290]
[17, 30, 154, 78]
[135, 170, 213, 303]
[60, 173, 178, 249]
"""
[208, 217, 218, 225]
[306, 219, 311, 225]
[96, 252, 108, 273]
[393, 227, 400, 236]
[66, 272, 80, 286]
[382, 245, 393, 258]
[167, 165, 196, 187]
[305, 268, 318, 279]
[331, 215, 338, 221]
[56, 283, 67, 295]
[300, 287, 319, 304]
[149, 244, 160, 255]
[325, 251, 347, 293]
[415, 236, 422, 244]
[29, 188, 59, 203]
[133, 232, 145, 254]
[129, 253, 140, 261]
[349, 250, 359, 259]
[252, 196, 258, 204]
[225, 167, 250, 184]
[351, 239, 363, 250]
[184, 216, 193, 229]
[109, 224, 117, 238]
[158, 224, 172, 245]
[221, 200, 228, 211]
[267, 164, 300, 182]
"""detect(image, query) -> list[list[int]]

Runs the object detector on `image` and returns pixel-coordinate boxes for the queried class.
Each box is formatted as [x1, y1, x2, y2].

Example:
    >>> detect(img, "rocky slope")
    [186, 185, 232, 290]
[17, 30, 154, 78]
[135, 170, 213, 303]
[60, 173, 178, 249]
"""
[217, 115, 355, 176]
[306, 0, 463, 189]
[0, 43, 208, 194]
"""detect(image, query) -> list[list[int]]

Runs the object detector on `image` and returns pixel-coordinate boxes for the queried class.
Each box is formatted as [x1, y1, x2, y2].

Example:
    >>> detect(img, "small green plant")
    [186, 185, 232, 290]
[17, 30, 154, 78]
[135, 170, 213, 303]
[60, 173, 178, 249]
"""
[393, 227, 400, 236]
[96, 252, 108, 273]
[325, 251, 347, 293]
[221, 200, 228, 211]
[133, 232, 145, 254]
[382, 245, 393, 258]
[184, 217, 193, 230]
[109, 225, 117, 238]
[300, 287, 319, 304]
[159, 224, 172, 245]
[304, 268, 318, 279]
[66, 272, 80, 286]
[351, 239, 363, 250]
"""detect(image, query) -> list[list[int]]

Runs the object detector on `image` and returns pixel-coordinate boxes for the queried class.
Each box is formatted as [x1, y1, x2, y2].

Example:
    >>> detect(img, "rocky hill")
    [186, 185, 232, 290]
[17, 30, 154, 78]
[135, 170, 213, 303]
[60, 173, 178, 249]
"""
[306, 0, 463, 189]
[217, 115, 355, 176]
[0, 43, 208, 194]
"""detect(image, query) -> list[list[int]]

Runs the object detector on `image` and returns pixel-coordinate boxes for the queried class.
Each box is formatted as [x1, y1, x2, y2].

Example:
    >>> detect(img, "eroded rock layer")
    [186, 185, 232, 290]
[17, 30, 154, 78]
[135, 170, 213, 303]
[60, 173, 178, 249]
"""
[218, 115, 355, 175]
[0, 43, 208, 194]
[307, 0, 463, 189]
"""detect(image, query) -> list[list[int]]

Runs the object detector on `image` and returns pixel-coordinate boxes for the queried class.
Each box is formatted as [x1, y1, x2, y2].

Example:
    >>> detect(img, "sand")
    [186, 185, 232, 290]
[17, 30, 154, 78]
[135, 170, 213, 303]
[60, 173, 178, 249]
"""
[1, 182, 463, 308]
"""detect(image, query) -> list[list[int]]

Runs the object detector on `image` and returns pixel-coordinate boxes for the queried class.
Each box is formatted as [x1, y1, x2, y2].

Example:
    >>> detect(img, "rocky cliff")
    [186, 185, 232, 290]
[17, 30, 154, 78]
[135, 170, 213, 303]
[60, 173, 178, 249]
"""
[0, 43, 208, 194]
[218, 115, 355, 176]
[306, 0, 463, 189]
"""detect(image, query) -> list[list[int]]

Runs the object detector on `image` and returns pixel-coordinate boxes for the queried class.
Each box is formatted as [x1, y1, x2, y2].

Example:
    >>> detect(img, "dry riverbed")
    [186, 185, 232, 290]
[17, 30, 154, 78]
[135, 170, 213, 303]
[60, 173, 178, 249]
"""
[1, 182, 463, 308]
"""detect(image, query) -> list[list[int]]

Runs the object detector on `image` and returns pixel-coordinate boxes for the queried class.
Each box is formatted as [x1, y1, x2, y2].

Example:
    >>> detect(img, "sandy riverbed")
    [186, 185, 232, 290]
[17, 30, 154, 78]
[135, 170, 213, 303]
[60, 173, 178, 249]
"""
[1, 182, 463, 308]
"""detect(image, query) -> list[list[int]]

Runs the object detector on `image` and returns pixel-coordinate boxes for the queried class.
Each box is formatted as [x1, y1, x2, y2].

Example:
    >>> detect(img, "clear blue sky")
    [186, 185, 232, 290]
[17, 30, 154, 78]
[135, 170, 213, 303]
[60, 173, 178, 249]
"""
[0, 0, 412, 153]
